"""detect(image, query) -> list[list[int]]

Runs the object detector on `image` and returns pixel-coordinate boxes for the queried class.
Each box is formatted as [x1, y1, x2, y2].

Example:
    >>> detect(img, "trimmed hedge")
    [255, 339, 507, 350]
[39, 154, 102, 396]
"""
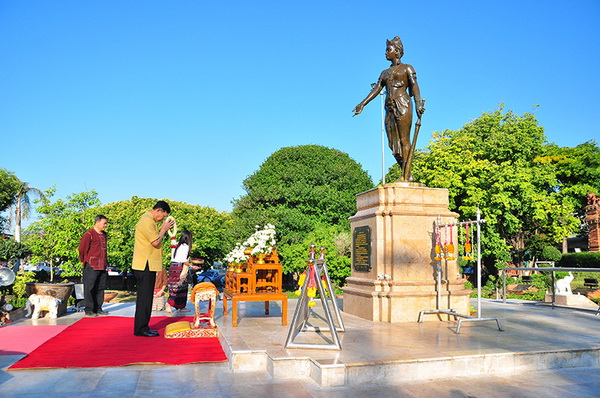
[541, 246, 562, 262]
[558, 252, 600, 268]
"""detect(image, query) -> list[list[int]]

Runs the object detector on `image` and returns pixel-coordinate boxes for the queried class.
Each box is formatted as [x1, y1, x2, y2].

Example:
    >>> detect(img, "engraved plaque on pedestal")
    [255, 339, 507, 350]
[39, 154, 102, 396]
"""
[352, 225, 371, 272]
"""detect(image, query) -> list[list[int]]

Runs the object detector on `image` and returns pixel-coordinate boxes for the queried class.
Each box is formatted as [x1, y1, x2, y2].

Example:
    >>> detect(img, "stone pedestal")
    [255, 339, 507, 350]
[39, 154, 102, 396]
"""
[343, 183, 471, 322]
[545, 293, 598, 307]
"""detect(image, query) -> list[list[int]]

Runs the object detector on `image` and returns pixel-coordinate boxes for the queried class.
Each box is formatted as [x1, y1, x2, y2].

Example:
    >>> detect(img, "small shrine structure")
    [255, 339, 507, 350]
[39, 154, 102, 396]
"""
[586, 193, 600, 252]
[223, 249, 288, 327]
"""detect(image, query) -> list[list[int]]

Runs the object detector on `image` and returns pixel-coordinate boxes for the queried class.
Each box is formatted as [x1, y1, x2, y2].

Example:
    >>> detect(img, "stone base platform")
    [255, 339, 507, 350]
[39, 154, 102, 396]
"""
[545, 293, 599, 307]
[9, 297, 600, 389]
[218, 299, 600, 387]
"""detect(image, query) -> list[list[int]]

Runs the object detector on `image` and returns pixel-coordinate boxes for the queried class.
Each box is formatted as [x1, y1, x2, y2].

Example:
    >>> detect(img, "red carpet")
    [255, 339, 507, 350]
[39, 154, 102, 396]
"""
[0, 325, 69, 356]
[9, 316, 227, 369]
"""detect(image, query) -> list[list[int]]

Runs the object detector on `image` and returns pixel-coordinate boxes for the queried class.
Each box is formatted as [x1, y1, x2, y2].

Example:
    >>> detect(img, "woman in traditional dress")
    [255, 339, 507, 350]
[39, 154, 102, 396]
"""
[167, 230, 192, 313]
[152, 266, 168, 311]
[353, 36, 425, 182]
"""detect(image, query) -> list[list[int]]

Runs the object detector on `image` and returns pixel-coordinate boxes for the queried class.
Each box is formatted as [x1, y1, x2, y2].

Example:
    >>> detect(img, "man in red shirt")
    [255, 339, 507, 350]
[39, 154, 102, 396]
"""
[78, 215, 109, 316]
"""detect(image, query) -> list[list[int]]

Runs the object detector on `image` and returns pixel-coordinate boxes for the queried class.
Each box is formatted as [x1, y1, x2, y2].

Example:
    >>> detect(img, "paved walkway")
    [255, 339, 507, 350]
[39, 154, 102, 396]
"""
[1, 298, 599, 397]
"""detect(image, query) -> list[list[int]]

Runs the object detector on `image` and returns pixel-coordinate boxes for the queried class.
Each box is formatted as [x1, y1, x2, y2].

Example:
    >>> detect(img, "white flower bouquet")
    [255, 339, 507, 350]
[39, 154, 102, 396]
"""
[224, 242, 250, 265]
[223, 224, 277, 264]
[246, 224, 276, 256]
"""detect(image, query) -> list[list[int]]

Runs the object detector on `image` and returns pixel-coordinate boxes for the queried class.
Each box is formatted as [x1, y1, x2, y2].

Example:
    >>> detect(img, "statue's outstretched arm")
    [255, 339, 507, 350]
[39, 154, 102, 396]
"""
[353, 79, 383, 116]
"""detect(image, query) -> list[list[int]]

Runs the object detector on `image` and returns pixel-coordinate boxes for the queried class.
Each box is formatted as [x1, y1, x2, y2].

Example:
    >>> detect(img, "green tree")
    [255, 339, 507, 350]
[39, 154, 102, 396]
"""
[25, 189, 100, 280]
[0, 169, 20, 230]
[279, 224, 352, 288]
[10, 179, 46, 242]
[233, 145, 373, 242]
[25, 192, 235, 279]
[0, 238, 31, 263]
[540, 140, 600, 222]
[232, 145, 373, 277]
[396, 107, 579, 267]
[97, 197, 235, 270]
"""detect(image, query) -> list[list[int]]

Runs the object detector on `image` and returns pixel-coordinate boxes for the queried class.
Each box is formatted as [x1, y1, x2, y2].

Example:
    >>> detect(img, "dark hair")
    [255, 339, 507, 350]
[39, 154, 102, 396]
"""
[153, 200, 171, 214]
[174, 230, 193, 258]
[94, 215, 107, 223]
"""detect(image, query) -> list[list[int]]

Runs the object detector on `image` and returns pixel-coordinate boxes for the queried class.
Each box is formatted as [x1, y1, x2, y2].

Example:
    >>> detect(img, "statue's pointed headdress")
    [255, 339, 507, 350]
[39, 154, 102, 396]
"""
[386, 36, 404, 58]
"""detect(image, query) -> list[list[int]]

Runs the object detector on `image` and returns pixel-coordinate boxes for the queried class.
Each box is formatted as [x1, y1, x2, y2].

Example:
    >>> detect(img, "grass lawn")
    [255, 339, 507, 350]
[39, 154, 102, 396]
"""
[106, 290, 137, 303]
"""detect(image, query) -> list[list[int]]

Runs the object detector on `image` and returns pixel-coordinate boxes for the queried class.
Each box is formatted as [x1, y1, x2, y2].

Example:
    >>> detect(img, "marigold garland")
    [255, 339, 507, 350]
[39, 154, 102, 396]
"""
[434, 225, 442, 261]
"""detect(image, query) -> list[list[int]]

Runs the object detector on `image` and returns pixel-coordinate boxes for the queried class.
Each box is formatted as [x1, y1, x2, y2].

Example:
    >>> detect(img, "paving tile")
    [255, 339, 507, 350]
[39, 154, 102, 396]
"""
[1, 298, 599, 396]
[49, 368, 106, 393]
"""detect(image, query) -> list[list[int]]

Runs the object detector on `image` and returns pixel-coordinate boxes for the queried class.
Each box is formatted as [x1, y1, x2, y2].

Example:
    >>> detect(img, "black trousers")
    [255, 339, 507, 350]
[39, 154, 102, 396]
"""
[82, 264, 107, 313]
[133, 262, 156, 335]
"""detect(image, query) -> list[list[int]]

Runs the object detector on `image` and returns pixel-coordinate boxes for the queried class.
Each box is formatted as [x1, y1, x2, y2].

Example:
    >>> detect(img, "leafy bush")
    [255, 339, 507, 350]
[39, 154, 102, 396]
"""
[0, 238, 31, 262]
[554, 271, 570, 280]
[558, 252, 600, 268]
[279, 224, 352, 289]
[58, 260, 81, 278]
[8, 297, 28, 308]
[12, 271, 36, 300]
[486, 274, 507, 290]
[541, 246, 562, 262]
[506, 291, 546, 301]
[522, 273, 550, 290]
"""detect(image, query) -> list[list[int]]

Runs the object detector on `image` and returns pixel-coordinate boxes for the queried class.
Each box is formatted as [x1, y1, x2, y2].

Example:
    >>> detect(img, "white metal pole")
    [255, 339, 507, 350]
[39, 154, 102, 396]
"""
[437, 216, 442, 309]
[476, 208, 482, 317]
[380, 90, 386, 185]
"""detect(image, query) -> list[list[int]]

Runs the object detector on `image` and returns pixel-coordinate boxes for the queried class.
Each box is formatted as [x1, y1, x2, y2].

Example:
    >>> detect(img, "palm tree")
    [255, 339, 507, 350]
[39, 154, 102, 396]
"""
[11, 180, 45, 243]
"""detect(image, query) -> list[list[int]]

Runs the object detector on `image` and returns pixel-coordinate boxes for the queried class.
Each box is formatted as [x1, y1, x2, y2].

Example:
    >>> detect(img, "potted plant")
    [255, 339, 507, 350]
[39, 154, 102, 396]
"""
[25, 279, 74, 317]
[22, 258, 77, 317]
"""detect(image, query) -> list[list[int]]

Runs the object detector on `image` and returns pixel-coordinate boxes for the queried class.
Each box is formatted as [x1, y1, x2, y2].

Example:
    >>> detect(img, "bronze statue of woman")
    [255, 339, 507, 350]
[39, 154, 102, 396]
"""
[353, 36, 425, 182]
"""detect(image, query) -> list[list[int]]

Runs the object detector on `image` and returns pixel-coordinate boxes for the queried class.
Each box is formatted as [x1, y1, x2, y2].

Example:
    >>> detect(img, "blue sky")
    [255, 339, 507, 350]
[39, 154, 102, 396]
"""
[1, 1, 599, 221]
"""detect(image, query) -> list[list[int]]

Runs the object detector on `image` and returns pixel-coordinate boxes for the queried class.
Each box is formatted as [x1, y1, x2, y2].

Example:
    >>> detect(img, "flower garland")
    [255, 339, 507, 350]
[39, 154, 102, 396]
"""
[463, 223, 473, 261]
[446, 224, 456, 261]
[166, 216, 178, 248]
[434, 225, 442, 261]
[295, 245, 328, 307]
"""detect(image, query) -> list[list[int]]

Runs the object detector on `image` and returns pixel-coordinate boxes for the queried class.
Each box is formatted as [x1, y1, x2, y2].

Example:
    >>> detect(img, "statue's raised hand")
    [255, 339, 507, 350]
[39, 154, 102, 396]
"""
[352, 103, 364, 116]
[416, 99, 426, 117]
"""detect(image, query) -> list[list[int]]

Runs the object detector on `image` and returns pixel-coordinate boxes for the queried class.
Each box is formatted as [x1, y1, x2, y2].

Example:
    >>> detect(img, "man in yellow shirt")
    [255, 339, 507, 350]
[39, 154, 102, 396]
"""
[132, 200, 175, 337]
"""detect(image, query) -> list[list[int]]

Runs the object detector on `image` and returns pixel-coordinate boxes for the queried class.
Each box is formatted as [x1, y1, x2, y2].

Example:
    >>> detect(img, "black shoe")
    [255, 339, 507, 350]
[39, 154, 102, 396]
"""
[96, 310, 109, 316]
[85, 311, 97, 317]
[134, 330, 159, 337]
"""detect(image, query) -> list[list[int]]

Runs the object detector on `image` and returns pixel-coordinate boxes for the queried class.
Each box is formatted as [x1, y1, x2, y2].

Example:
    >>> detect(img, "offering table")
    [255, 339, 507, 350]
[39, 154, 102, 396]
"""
[223, 251, 288, 327]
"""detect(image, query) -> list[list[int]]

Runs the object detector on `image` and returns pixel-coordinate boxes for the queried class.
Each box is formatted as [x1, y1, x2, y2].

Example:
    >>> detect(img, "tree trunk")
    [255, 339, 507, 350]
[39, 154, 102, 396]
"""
[15, 196, 22, 243]
[508, 232, 526, 267]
